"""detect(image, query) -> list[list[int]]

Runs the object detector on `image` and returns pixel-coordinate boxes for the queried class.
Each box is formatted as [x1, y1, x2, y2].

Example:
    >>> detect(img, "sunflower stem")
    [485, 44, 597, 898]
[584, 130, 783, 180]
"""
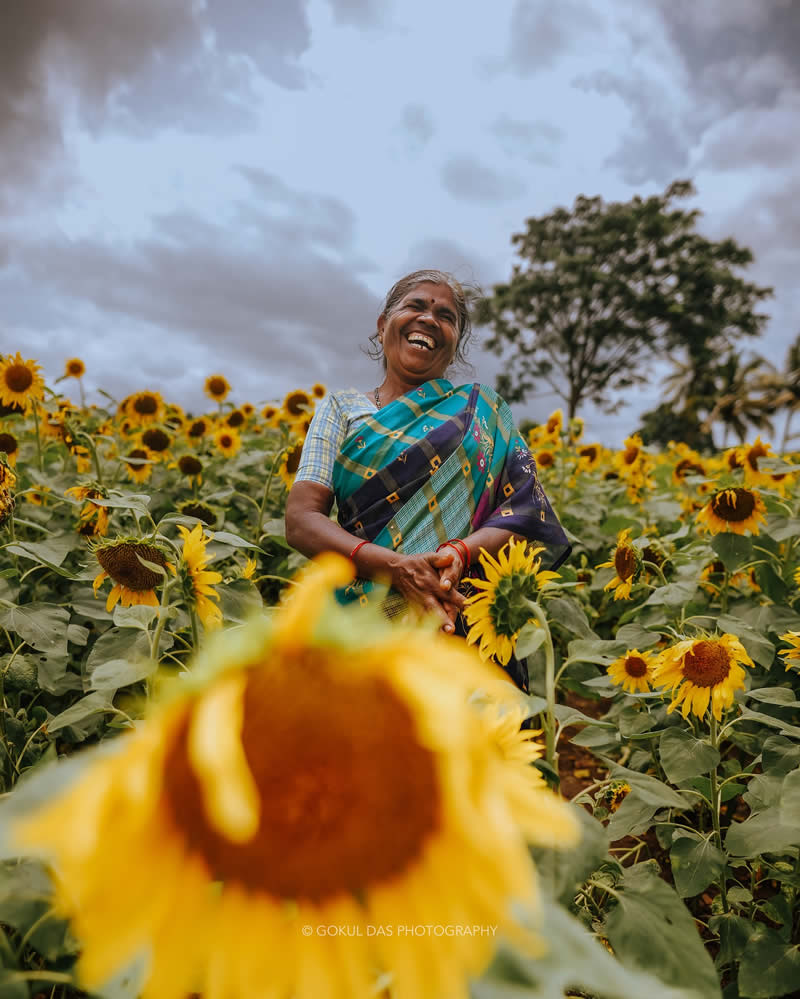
[258, 447, 286, 538]
[527, 601, 558, 772]
[149, 581, 174, 667]
[720, 570, 730, 615]
[708, 713, 730, 913]
[81, 432, 104, 488]
[188, 603, 199, 649]
[30, 400, 44, 472]
[643, 559, 668, 586]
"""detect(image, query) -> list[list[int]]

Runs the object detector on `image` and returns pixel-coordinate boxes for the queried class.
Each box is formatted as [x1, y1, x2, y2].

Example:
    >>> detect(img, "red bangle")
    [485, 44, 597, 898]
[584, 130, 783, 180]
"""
[349, 540, 369, 561]
[436, 538, 470, 569]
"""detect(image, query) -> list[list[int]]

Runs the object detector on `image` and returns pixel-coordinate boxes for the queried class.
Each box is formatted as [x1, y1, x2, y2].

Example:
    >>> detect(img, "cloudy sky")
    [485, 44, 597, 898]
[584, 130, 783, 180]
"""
[2, 0, 798, 444]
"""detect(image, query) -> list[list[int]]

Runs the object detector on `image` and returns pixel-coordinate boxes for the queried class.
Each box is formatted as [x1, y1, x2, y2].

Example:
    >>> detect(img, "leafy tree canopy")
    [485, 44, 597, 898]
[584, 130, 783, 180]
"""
[476, 180, 772, 419]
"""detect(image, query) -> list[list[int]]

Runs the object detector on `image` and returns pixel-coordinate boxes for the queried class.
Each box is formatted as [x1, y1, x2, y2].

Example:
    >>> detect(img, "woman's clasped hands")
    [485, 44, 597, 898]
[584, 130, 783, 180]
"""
[387, 547, 466, 633]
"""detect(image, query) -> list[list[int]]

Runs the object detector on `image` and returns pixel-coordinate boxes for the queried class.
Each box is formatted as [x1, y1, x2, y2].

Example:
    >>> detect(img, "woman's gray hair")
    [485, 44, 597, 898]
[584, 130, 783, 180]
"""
[366, 269, 478, 374]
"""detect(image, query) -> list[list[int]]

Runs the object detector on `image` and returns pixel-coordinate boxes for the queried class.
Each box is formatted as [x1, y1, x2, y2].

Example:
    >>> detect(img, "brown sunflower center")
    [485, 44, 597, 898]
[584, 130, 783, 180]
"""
[67, 361, 84, 375]
[179, 502, 216, 526]
[579, 445, 598, 462]
[187, 420, 207, 438]
[537, 451, 554, 467]
[681, 640, 731, 687]
[133, 394, 159, 415]
[675, 458, 705, 479]
[624, 655, 648, 678]
[126, 448, 149, 467]
[226, 410, 245, 428]
[285, 443, 303, 475]
[4, 364, 33, 393]
[712, 488, 756, 522]
[614, 544, 637, 580]
[0, 433, 18, 455]
[546, 417, 559, 434]
[96, 542, 167, 590]
[219, 433, 233, 448]
[746, 444, 768, 471]
[178, 455, 203, 476]
[162, 657, 440, 903]
[208, 377, 228, 397]
[142, 428, 171, 452]
[623, 446, 639, 465]
[286, 392, 309, 416]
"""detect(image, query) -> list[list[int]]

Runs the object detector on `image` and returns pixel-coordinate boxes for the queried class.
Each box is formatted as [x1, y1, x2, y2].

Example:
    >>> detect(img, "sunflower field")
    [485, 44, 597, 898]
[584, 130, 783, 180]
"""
[1, 352, 800, 999]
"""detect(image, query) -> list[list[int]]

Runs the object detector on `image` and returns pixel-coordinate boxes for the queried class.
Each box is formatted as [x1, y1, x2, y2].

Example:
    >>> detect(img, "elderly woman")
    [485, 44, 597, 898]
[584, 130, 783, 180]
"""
[285, 269, 570, 690]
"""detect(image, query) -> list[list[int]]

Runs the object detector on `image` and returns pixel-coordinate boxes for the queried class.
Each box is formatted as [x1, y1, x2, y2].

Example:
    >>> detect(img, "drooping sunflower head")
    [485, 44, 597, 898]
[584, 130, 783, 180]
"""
[14, 554, 578, 999]
[214, 427, 241, 458]
[0, 460, 16, 491]
[282, 389, 313, 419]
[652, 633, 754, 721]
[63, 358, 86, 379]
[696, 486, 766, 536]
[92, 537, 173, 612]
[66, 483, 109, 537]
[279, 439, 304, 491]
[597, 528, 642, 600]
[204, 374, 231, 402]
[607, 648, 657, 694]
[463, 539, 560, 665]
[0, 353, 45, 412]
[0, 432, 19, 467]
[127, 391, 165, 428]
[0, 487, 15, 527]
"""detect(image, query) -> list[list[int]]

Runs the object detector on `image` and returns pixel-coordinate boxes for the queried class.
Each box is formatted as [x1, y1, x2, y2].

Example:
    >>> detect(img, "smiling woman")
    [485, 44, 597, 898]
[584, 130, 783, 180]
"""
[284, 269, 571, 691]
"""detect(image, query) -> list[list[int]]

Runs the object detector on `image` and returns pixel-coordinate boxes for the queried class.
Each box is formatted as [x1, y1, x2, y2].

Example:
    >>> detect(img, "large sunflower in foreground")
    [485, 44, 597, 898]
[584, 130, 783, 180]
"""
[607, 648, 657, 694]
[177, 523, 223, 629]
[597, 528, 641, 600]
[0, 353, 45, 412]
[695, 486, 766, 536]
[12, 555, 578, 999]
[92, 537, 174, 611]
[652, 634, 754, 721]
[463, 539, 559, 665]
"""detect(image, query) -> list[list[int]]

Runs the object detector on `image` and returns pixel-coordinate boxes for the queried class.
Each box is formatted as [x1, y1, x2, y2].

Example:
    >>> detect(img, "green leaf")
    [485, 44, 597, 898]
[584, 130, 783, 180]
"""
[112, 605, 160, 631]
[711, 534, 753, 572]
[709, 913, 759, 969]
[86, 628, 151, 673]
[544, 595, 596, 639]
[615, 622, 661, 649]
[645, 580, 699, 607]
[725, 807, 800, 857]
[659, 728, 721, 783]
[762, 735, 800, 776]
[605, 761, 688, 809]
[530, 807, 609, 905]
[210, 530, 262, 550]
[745, 687, 796, 706]
[0, 859, 74, 963]
[738, 706, 800, 741]
[606, 795, 664, 840]
[716, 616, 775, 667]
[602, 862, 721, 999]
[46, 691, 115, 734]
[5, 533, 78, 578]
[88, 657, 156, 692]
[779, 767, 800, 826]
[670, 832, 725, 898]
[515, 622, 545, 659]
[766, 517, 800, 542]
[0, 604, 70, 656]
[738, 927, 800, 998]
[565, 637, 627, 666]
[218, 580, 264, 623]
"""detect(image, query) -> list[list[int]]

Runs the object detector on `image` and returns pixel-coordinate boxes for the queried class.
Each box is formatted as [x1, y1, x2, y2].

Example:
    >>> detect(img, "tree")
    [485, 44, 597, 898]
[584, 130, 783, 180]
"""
[476, 180, 773, 419]
[758, 333, 800, 450]
[637, 402, 714, 451]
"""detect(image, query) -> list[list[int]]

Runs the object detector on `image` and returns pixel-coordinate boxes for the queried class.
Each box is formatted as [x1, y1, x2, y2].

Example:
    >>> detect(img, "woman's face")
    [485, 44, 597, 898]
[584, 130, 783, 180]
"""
[378, 282, 460, 383]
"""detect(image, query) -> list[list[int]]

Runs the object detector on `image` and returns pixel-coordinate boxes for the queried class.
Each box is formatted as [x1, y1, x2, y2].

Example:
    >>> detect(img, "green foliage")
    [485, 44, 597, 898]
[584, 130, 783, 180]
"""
[477, 179, 772, 418]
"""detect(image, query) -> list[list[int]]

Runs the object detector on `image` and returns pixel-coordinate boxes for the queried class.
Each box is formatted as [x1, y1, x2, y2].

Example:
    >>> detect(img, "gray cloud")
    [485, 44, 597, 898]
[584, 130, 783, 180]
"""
[700, 100, 800, 172]
[441, 155, 526, 203]
[326, 0, 387, 28]
[490, 114, 564, 165]
[506, 0, 605, 76]
[399, 103, 435, 151]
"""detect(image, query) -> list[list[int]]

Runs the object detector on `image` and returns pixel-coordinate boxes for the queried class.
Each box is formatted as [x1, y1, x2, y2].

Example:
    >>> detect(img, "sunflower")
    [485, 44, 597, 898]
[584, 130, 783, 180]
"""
[124, 448, 153, 484]
[535, 448, 556, 470]
[463, 539, 560, 665]
[178, 500, 218, 528]
[597, 528, 642, 600]
[225, 409, 246, 430]
[672, 454, 706, 485]
[597, 780, 631, 815]
[241, 556, 257, 580]
[186, 417, 210, 442]
[576, 443, 602, 472]
[311, 382, 327, 399]
[177, 454, 203, 483]
[127, 392, 166, 429]
[14, 555, 578, 999]
[615, 434, 645, 474]
[177, 523, 223, 630]
[241, 402, 255, 417]
[0, 461, 17, 492]
[63, 358, 86, 379]
[0, 432, 19, 466]
[652, 634, 754, 721]
[204, 375, 231, 403]
[0, 487, 14, 528]
[214, 427, 241, 459]
[695, 487, 766, 536]
[283, 389, 313, 420]
[279, 439, 305, 491]
[0, 353, 45, 412]
[164, 404, 185, 431]
[567, 417, 583, 443]
[261, 404, 279, 425]
[607, 648, 657, 694]
[65, 484, 109, 538]
[778, 631, 800, 671]
[739, 437, 775, 488]
[140, 427, 172, 462]
[25, 485, 52, 507]
[92, 538, 174, 612]
[543, 409, 562, 442]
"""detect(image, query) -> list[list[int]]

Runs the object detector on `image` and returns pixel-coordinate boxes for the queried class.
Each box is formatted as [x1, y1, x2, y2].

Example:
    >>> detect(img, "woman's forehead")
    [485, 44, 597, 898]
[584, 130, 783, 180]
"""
[398, 282, 457, 307]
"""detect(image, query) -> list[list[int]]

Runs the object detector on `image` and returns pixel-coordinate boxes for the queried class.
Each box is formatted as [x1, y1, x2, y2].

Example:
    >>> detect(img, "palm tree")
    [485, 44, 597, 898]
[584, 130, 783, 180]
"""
[701, 351, 775, 447]
[763, 333, 800, 450]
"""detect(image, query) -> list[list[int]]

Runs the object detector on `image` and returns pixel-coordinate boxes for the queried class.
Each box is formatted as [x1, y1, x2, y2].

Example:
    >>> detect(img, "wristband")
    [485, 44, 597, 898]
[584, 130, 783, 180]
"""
[349, 540, 369, 561]
[436, 538, 470, 569]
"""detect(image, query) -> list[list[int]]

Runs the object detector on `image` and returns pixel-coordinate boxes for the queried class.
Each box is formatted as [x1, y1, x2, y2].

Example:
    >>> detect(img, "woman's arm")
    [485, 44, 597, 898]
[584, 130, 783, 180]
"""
[437, 527, 525, 593]
[285, 481, 464, 630]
